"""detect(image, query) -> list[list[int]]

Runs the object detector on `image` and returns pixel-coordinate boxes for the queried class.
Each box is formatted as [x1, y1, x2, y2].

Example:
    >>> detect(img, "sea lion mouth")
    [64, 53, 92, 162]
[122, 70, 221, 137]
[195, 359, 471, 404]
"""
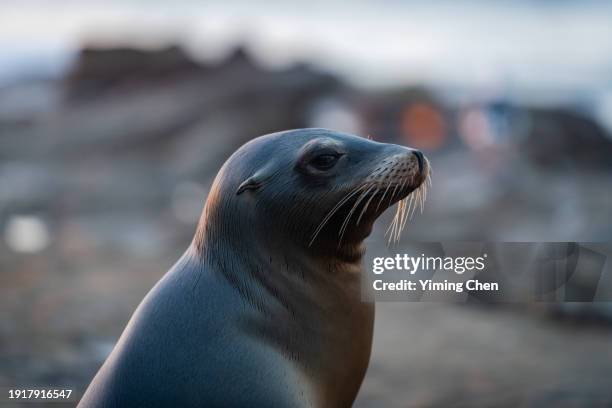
[309, 154, 431, 247]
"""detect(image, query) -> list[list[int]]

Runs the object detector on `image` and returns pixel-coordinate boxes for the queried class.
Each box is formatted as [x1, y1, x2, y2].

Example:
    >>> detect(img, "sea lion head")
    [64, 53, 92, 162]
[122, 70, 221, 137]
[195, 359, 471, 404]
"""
[188, 128, 428, 407]
[195, 128, 429, 261]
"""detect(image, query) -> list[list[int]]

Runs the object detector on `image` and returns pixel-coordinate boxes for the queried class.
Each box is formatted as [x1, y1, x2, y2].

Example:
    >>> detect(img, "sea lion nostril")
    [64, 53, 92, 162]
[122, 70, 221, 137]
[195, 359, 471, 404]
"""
[413, 150, 424, 173]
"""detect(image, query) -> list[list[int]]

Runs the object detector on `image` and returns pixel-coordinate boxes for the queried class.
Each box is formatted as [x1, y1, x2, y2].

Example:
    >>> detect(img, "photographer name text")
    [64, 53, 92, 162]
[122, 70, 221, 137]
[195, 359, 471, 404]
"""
[371, 254, 499, 293]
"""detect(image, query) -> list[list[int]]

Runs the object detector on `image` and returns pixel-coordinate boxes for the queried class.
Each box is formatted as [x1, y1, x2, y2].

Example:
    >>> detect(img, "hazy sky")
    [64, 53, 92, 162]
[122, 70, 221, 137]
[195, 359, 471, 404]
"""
[1, 1, 612, 90]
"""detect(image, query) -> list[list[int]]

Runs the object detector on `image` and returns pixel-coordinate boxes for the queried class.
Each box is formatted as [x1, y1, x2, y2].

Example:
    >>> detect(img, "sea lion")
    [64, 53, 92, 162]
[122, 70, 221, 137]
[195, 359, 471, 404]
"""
[79, 128, 429, 408]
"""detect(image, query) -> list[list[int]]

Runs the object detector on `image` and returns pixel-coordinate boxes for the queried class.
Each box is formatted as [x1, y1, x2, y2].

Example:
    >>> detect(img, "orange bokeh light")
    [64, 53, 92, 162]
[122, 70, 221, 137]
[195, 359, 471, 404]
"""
[400, 102, 446, 150]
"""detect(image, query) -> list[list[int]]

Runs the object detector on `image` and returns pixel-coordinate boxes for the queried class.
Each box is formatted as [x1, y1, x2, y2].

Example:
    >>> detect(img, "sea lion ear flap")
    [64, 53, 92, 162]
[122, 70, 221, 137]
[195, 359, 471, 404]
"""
[236, 165, 273, 195]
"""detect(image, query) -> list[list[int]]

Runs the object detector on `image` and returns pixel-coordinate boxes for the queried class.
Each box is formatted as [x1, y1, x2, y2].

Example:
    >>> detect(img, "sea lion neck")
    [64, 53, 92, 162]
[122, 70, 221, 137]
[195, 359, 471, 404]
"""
[193, 206, 366, 293]
[192, 224, 373, 408]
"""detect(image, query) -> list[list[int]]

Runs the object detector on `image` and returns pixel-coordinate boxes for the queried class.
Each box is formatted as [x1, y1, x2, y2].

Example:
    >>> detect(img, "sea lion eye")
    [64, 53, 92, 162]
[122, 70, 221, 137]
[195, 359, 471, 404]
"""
[309, 154, 340, 171]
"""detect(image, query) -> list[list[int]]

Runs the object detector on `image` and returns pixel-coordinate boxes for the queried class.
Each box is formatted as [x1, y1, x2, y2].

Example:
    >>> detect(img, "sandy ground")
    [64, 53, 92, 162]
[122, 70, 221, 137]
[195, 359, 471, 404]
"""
[356, 303, 612, 407]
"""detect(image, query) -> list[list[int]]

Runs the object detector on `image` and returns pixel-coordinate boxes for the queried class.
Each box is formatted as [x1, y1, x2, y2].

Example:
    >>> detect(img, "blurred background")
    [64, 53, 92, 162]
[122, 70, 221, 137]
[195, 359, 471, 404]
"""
[1, 1, 612, 407]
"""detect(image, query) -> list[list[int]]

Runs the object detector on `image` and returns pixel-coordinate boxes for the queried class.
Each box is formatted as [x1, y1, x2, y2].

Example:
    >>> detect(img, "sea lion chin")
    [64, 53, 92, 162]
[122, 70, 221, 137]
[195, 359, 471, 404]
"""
[79, 128, 429, 408]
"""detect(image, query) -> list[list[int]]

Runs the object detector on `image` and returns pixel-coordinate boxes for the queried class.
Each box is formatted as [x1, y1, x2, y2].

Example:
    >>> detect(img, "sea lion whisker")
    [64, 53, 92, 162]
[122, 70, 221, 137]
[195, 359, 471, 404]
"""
[397, 198, 408, 242]
[389, 182, 400, 205]
[394, 212, 402, 243]
[419, 185, 425, 213]
[375, 180, 394, 212]
[392, 202, 400, 234]
[338, 184, 375, 245]
[399, 199, 409, 234]
[396, 174, 411, 229]
[394, 197, 412, 243]
[394, 201, 404, 243]
[384, 175, 405, 244]
[386, 198, 403, 244]
[356, 184, 381, 226]
[385, 214, 397, 244]
[387, 168, 431, 244]
[309, 184, 369, 246]
[397, 198, 406, 233]
[338, 184, 375, 244]
[334, 183, 372, 226]
[400, 193, 414, 231]
[396, 198, 407, 241]
[309, 185, 367, 246]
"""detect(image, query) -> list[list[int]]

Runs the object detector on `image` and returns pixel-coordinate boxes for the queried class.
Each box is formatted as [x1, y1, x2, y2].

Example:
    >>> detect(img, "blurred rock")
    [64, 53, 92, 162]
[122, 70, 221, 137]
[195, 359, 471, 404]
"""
[0, 43, 343, 229]
[65, 45, 206, 100]
[521, 107, 612, 169]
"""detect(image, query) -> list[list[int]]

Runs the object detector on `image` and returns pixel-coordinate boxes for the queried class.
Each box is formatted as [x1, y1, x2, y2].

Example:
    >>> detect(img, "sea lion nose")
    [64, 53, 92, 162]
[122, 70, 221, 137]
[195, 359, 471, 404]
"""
[412, 150, 424, 173]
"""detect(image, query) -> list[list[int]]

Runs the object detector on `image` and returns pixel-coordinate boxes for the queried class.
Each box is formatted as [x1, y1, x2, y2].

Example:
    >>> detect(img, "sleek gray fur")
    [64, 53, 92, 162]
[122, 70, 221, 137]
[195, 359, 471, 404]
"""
[79, 128, 427, 408]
